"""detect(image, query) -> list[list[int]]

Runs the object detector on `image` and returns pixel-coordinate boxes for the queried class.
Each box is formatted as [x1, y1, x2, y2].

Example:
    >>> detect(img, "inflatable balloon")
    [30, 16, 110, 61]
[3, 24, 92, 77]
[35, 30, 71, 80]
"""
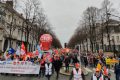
[40, 34, 53, 51]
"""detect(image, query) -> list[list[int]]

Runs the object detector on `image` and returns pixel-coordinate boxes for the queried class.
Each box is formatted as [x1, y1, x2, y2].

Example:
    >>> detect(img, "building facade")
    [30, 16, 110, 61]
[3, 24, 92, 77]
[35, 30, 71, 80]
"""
[80, 19, 120, 52]
[0, 1, 37, 52]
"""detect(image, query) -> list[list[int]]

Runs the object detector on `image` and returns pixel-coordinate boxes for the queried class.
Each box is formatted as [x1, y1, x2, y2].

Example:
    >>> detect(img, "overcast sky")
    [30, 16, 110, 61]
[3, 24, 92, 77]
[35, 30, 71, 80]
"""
[15, 0, 120, 46]
[40, 0, 120, 46]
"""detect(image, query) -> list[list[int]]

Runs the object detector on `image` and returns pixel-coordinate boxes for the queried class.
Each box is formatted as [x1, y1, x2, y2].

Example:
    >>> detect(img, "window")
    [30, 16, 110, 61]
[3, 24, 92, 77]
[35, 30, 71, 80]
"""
[8, 15, 11, 21]
[112, 36, 114, 40]
[116, 36, 119, 42]
[19, 20, 21, 24]
[7, 26, 9, 28]
[13, 18, 16, 24]
[18, 29, 20, 34]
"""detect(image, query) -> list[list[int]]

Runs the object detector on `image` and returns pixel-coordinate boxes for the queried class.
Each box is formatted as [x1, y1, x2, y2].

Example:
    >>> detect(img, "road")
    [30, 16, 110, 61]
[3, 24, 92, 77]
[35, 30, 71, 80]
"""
[0, 67, 116, 80]
[0, 73, 90, 80]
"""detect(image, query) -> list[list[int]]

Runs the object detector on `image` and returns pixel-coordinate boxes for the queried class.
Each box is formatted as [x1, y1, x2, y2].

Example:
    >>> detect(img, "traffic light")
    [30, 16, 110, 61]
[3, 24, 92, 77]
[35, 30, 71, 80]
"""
[64, 43, 67, 48]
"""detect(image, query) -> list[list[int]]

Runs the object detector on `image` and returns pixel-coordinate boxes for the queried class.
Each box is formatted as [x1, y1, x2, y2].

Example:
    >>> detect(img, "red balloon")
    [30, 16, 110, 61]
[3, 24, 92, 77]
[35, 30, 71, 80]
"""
[40, 34, 53, 51]
[40, 34, 52, 42]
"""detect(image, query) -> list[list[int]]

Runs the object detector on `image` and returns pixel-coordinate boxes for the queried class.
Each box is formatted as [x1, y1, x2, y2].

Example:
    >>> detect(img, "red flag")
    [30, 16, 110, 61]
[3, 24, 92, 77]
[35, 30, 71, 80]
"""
[35, 50, 39, 56]
[21, 42, 26, 55]
[103, 67, 108, 76]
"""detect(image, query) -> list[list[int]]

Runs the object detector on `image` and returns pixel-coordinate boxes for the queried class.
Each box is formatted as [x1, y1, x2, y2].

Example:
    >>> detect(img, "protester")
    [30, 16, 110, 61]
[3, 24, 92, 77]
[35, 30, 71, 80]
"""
[102, 66, 111, 80]
[72, 54, 79, 64]
[69, 63, 85, 80]
[64, 55, 70, 72]
[83, 56, 88, 68]
[114, 56, 120, 80]
[53, 54, 62, 80]
[45, 58, 53, 80]
[39, 57, 45, 78]
[91, 68, 104, 80]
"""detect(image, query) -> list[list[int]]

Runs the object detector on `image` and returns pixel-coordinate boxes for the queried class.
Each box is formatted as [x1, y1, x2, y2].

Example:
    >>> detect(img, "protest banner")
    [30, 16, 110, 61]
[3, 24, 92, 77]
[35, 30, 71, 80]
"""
[106, 58, 118, 64]
[0, 61, 40, 74]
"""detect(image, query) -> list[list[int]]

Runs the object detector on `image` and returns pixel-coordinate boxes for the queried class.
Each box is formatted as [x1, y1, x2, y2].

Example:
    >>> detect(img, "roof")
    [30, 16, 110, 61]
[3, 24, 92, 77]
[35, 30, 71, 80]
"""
[0, 2, 25, 21]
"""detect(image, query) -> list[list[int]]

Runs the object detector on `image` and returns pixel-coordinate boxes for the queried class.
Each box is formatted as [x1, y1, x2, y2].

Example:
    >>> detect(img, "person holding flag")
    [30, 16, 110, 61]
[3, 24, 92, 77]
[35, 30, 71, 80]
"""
[102, 66, 111, 80]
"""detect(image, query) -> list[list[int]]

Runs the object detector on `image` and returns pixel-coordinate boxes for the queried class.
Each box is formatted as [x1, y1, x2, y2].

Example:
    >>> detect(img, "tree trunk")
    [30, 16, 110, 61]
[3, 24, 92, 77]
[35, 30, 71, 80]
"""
[86, 39, 88, 52]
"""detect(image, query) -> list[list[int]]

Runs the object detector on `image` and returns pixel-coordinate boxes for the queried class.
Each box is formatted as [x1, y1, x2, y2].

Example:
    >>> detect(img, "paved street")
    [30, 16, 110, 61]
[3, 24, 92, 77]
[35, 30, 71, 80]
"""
[0, 73, 90, 80]
[0, 67, 116, 80]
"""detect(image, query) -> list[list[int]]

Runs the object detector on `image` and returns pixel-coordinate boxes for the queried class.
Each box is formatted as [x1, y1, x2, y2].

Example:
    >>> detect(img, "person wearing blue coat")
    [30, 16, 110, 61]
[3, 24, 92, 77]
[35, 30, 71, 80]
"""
[114, 57, 120, 80]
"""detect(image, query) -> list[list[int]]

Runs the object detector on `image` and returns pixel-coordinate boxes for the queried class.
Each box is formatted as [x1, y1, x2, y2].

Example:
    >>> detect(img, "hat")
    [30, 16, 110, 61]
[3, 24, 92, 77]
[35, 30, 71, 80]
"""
[96, 68, 100, 72]
[75, 63, 80, 68]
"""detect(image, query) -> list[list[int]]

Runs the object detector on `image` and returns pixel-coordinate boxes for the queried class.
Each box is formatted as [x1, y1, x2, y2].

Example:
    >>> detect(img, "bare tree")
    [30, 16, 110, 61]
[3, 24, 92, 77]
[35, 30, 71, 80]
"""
[22, 0, 40, 51]
[22, 0, 62, 50]
[101, 0, 114, 51]
[82, 7, 99, 52]
[68, 0, 117, 53]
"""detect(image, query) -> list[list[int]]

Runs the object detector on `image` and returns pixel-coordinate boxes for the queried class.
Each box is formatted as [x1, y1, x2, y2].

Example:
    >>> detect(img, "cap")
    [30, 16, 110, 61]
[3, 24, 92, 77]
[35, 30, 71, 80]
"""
[75, 63, 80, 68]
[96, 68, 100, 72]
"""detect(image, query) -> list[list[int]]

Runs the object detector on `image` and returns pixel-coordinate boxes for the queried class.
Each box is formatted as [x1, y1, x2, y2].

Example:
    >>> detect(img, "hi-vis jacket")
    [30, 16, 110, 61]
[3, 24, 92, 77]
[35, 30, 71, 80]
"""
[45, 63, 52, 75]
[73, 68, 82, 80]
[92, 74, 104, 80]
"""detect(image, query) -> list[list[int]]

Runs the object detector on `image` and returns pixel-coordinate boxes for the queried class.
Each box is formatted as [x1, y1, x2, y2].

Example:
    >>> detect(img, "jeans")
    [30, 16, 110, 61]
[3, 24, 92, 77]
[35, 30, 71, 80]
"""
[39, 68, 45, 77]
[65, 64, 69, 72]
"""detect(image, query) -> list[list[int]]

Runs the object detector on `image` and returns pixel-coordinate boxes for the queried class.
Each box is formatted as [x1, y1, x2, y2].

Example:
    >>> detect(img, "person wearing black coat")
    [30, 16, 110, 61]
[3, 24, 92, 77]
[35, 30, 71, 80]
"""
[83, 56, 88, 68]
[53, 55, 62, 80]
[64, 55, 70, 72]
[114, 57, 120, 80]
[72, 55, 79, 64]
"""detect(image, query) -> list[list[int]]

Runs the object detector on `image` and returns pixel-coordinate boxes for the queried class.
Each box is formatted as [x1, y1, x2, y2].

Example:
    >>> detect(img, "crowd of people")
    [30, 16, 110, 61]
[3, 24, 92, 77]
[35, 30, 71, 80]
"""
[39, 52, 80, 80]
[0, 48, 80, 80]
[81, 50, 120, 80]
[0, 48, 120, 80]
